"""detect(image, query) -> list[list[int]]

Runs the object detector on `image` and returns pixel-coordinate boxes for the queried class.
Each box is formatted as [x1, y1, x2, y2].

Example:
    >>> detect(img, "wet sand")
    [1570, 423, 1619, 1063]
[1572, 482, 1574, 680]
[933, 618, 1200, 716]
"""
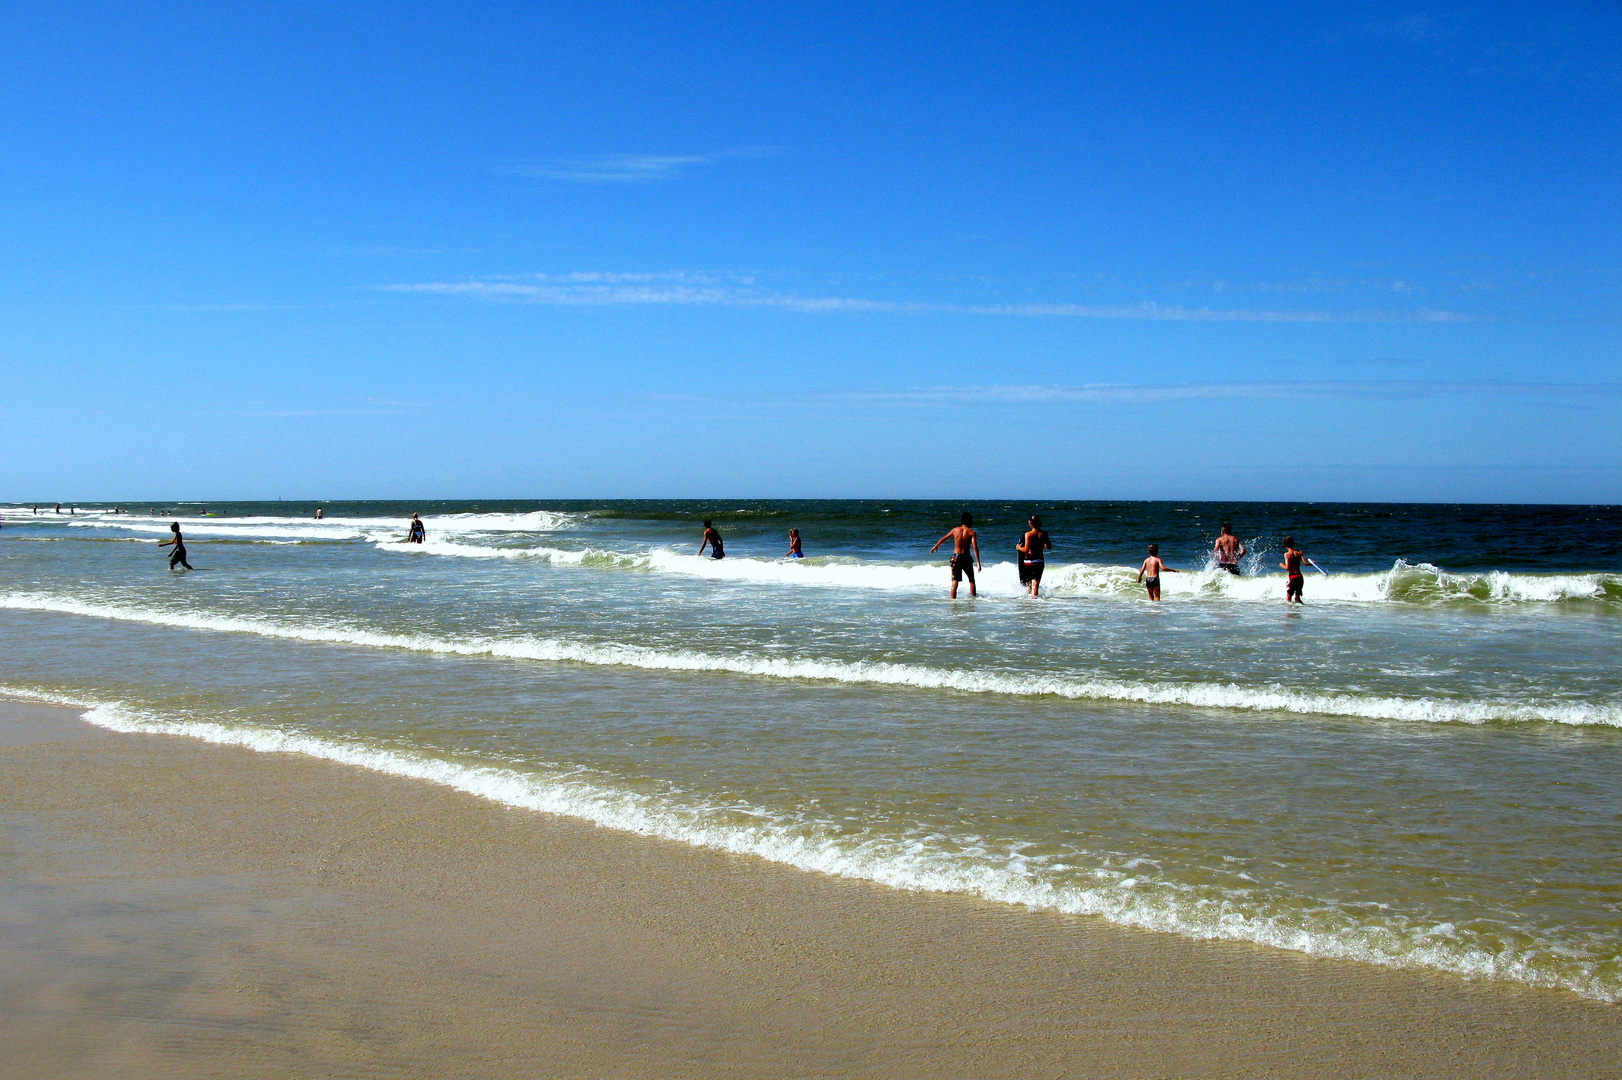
[2, 700, 1618, 1079]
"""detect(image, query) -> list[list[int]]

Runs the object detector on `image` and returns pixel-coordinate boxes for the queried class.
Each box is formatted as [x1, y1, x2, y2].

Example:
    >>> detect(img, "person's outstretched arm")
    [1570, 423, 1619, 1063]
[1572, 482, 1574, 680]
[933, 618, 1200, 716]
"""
[930, 532, 952, 553]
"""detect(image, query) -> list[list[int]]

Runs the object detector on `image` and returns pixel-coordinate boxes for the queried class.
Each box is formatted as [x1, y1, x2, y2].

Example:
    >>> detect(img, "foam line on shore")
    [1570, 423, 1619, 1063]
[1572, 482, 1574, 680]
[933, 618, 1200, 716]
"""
[2, 686, 1614, 1003]
[4, 593, 1616, 727]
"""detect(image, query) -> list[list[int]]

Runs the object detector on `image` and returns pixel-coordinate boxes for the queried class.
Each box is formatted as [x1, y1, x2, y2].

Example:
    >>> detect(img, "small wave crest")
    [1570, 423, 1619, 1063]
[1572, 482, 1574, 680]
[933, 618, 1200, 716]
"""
[3, 685, 1613, 1003]
[3, 593, 1616, 727]
[54, 510, 577, 544]
[372, 539, 1622, 608]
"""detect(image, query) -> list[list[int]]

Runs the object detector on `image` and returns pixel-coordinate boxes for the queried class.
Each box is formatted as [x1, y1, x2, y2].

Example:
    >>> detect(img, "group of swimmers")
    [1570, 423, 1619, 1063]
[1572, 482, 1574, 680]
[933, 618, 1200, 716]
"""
[704, 513, 1322, 604]
[154, 509, 1320, 601]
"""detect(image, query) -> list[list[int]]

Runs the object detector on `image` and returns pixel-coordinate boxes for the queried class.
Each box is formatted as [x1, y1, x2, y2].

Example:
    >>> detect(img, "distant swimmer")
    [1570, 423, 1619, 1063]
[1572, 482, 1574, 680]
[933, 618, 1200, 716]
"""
[698, 519, 725, 560]
[1213, 523, 1246, 575]
[314, 507, 324, 520]
[1280, 536, 1319, 604]
[1138, 543, 1178, 600]
[406, 512, 426, 544]
[1017, 514, 1052, 598]
[786, 528, 804, 558]
[158, 522, 193, 570]
[930, 512, 981, 599]
[54, 504, 61, 514]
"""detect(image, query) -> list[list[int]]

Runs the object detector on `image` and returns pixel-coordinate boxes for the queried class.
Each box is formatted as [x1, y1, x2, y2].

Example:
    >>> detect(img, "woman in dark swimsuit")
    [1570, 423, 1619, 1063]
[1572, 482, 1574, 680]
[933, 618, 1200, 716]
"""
[1017, 515, 1052, 597]
[158, 522, 193, 570]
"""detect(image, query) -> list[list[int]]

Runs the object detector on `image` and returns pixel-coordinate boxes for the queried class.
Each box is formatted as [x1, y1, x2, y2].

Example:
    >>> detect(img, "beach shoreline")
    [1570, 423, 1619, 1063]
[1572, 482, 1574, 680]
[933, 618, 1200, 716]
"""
[2, 699, 1618, 1078]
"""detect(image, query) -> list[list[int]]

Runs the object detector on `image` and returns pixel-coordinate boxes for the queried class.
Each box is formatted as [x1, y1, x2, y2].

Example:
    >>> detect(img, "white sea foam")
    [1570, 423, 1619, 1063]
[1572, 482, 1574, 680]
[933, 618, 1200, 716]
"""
[367, 538, 1621, 608]
[4, 592, 1616, 727]
[4, 685, 1613, 1002]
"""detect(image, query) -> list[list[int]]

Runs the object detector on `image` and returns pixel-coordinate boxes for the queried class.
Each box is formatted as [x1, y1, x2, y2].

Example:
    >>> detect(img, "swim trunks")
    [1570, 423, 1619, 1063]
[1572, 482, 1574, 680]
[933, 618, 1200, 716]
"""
[1145, 576, 1160, 590]
[1019, 559, 1044, 584]
[951, 552, 975, 583]
[1287, 573, 1304, 599]
[1219, 562, 1240, 575]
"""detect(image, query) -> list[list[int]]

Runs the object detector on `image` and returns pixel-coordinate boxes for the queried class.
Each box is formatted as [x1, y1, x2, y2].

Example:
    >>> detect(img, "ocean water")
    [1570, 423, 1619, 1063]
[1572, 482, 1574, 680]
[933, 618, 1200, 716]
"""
[2, 499, 1619, 1000]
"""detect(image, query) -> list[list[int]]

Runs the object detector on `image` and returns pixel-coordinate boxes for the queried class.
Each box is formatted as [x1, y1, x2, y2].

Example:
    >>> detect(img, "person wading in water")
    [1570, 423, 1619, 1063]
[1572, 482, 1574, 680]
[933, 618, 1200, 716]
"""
[698, 520, 725, 560]
[1017, 514, 1052, 598]
[930, 512, 982, 599]
[158, 522, 193, 570]
[1213, 523, 1246, 574]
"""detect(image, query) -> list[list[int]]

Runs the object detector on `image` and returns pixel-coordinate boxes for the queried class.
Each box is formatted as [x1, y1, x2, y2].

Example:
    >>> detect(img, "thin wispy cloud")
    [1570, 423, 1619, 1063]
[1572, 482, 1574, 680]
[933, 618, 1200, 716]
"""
[494, 147, 784, 183]
[824, 381, 1619, 407]
[126, 303, 299, 312]
[382, 272, 1475, 324]
[243, 398, 431, 418]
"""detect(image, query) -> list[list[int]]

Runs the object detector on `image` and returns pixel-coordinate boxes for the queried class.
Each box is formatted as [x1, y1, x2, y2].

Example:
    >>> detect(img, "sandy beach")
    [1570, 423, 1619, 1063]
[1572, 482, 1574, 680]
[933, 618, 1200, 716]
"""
[1, 700, 1617, 1078]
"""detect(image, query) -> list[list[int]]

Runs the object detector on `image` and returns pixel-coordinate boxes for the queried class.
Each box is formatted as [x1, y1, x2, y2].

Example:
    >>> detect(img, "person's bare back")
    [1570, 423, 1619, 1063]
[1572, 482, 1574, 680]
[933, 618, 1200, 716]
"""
[930, 513, 982, 598]
[1213, 523, 1246, 574]
[1137, 543, 1177, 600]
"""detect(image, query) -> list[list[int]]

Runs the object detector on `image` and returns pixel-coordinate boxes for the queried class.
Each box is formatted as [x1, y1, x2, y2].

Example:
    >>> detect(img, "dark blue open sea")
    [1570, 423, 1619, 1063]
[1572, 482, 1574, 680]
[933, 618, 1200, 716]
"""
[3, 499, 1619, 999]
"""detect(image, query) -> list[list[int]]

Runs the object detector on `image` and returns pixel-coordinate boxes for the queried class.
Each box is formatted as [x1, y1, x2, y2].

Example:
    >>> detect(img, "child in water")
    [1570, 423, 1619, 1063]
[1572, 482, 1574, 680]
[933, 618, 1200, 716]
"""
[1279, 536, 1318, 604]
[1137, 544, 1177, 600]
[786, 529, 803, 558]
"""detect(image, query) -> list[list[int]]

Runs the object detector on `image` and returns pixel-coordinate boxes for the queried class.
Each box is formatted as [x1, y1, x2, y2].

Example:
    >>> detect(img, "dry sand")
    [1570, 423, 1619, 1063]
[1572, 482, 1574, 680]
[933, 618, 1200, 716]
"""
[1, 699, 1618, 1079]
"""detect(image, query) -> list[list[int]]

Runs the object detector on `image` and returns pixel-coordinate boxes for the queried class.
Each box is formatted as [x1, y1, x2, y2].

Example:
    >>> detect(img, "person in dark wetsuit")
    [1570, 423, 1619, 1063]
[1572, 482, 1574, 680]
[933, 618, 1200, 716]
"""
[1017, 514, 1052, 598]
[406, 513, 426, 544]
[698, 520, 725, 559]
[158, 521, 193, 570]
[1280, 536, 1317, 604]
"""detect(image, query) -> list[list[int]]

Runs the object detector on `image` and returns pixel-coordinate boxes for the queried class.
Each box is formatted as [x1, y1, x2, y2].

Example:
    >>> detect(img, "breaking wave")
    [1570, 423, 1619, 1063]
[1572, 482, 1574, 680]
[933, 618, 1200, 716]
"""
[3, 592, 1615, 727]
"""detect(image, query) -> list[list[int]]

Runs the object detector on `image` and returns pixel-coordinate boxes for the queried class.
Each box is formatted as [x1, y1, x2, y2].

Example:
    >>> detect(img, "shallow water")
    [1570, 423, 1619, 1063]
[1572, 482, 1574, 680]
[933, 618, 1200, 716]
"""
[2, 499, 1619, 999]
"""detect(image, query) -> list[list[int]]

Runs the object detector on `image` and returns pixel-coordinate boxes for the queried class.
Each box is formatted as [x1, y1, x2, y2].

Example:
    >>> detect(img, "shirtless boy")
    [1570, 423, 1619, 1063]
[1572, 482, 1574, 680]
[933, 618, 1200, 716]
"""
[158, 522, 193, 570]
[786, 529, 803, 558]
[1017, 514, 1052, 597]
[1137, 543, 1177, 600]
[698, 520, 725, 560]
[1280, 536, 1317, 604]
[1212, 523, 1246, 574]
[930, 512, 981, 598]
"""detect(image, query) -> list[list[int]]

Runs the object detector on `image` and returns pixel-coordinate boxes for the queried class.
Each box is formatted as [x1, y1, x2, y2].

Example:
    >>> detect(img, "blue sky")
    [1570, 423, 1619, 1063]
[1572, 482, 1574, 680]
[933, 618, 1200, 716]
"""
[2, 2, 1617, 502]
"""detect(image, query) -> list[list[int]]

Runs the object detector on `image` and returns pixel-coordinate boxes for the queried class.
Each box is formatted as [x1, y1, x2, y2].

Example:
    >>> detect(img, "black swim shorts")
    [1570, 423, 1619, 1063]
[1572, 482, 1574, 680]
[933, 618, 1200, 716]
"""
[1219, 562, 1240, 575]
[1287, 573, 1304, 597]
[1019, 559, 1044, 584]
[951, 553, 975, 582]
